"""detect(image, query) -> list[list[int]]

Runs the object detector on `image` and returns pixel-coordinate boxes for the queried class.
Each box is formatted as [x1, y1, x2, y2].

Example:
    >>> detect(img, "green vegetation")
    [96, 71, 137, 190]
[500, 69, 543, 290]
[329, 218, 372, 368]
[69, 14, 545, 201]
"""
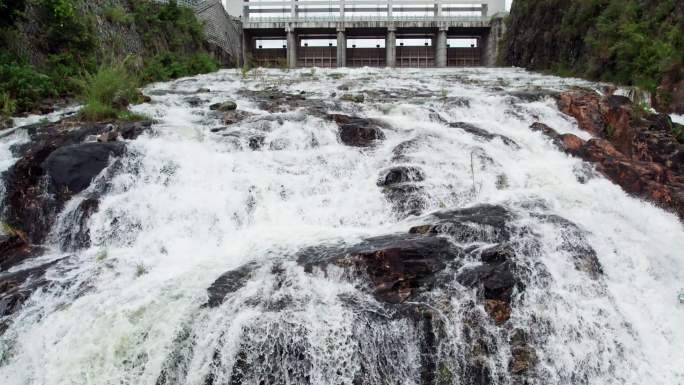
[95, 249, 108, 262]
[104, 4, 134, 25]
[77, 62, 147, 121]
[0, 0, 220, 119]
[135, 263, 149, 277]
[141, 52, 219, 83]
[504, 0, 684, 93]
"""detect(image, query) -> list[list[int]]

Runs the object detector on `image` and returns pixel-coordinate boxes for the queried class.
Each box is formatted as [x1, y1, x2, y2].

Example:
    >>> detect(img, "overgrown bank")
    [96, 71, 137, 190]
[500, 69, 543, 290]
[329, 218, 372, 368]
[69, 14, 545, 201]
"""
[502, 0, 684, 114]
[0, 0, 221, 123]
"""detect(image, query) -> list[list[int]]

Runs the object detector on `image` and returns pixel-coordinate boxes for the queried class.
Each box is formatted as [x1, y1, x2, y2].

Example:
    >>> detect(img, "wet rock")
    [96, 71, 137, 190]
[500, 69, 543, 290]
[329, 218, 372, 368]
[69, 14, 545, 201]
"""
[552, 90, 684, 218]
[1, 120, 150, 244]
[0, 258, 59, 323]
[210, 100, 237, 112]
[329, 114, 386, 147]
[193, 203, 570, 385]
[185, 96, 204, 107]
[248, 135, 265, 150]
[196, 87, 211, 93]
[42, 142, 125, 195]
[457, 261, 518, 303]
[223, 110, 252, 125]
[409, 205, 512, 243]
[484, 299, 511, 325]
[341, 93, 365, 103]
[509, 89, 559, 102]
[382, 184, 426, 217]
[557, 88, 605, 136]
[1, 233, 33, 271]
[510, 345, 538, 375]
[534, 214, 602, 277]
[0, 116, 13, 131]
[56, 197, 100, 251]
[206, 263, 258, 307]
[392, 136, 429, 162]
[378, 166, 425, 186]
[449, 122, 519, 148]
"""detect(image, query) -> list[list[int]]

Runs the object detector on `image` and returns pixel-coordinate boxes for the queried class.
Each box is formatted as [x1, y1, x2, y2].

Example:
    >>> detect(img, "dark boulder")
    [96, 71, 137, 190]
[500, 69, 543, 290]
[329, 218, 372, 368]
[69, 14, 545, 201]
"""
[210, 100, 237, 112]
[449, 122, 519, 148]
[340, 235, 461, 303]
[410, 204, 512, 243]
[508, 89, 559, 102]
[378, 166, 425, 186]
[382, 183, 426, 217]
[1, 120, 150, 244]
[191, 203, 594, 385]
[206, 262, 258, 308]
[457, 261, 519, 303]
[42, 142, 125, 195]
[328, 114, 386, 147]
[185, 96, 204, 107]
[0, 233, 43, 271]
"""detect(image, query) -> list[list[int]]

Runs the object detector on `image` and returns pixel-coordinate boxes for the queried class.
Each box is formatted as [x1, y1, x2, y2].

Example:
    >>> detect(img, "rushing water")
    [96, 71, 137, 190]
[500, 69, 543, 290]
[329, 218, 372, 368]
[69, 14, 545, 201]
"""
[0, 68, 683, 385]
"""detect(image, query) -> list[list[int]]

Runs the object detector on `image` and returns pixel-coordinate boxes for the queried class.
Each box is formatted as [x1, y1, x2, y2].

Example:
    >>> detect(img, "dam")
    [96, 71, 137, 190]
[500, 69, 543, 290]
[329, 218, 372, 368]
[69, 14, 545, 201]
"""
[240, 0, 508, 67]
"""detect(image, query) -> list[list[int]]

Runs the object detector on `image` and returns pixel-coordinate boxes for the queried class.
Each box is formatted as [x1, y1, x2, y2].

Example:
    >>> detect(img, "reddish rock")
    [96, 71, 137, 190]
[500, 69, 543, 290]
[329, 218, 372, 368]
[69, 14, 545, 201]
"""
[557, 89, 605, 136]
[484, 299, 511, 325]
[559, 134, 585, 154]
[552, 89, 684, 220]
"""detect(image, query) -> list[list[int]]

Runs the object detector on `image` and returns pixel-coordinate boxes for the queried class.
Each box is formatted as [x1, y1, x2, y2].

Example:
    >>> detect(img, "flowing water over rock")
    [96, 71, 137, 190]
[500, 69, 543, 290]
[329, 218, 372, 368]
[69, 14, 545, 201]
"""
[0, 68, 683, 385]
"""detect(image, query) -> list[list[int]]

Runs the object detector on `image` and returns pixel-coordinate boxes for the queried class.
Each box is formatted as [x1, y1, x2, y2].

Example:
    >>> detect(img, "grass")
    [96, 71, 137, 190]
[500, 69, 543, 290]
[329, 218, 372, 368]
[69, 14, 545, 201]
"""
[135, 263, 148, 277]
[77, 63, 148, 121]
[0, 91, 16, 118]
[95, 249, 108, 262]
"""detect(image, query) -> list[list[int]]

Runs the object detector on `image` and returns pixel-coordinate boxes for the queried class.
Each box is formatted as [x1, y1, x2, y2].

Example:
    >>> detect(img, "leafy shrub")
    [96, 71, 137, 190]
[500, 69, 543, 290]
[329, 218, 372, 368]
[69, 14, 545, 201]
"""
[0, 53, 56, 113]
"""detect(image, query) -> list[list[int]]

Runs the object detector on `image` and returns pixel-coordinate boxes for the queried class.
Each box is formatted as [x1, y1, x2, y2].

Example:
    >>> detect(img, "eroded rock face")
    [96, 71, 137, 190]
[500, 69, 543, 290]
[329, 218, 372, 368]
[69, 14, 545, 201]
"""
[541, 89, 684, 219]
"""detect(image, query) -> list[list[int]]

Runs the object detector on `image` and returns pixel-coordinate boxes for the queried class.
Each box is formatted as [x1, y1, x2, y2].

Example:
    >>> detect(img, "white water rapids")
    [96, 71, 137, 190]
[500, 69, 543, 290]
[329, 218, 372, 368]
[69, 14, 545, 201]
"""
[0, 68, 683, 385]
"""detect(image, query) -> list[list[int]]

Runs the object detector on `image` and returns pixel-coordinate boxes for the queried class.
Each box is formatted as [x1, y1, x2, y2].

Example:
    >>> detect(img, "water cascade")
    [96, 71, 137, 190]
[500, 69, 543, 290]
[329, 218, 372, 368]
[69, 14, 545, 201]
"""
[0, 68, 682, 385]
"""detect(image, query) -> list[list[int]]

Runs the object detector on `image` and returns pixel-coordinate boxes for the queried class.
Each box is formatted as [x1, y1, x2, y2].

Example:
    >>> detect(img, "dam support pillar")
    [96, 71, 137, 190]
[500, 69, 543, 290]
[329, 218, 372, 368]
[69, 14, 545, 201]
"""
[287, 27, 297, 68]
[386, 27, 397, 67]
[482, 16, 506, 67]
[336, 27, 346, 67]
[435, 27, 447, 68]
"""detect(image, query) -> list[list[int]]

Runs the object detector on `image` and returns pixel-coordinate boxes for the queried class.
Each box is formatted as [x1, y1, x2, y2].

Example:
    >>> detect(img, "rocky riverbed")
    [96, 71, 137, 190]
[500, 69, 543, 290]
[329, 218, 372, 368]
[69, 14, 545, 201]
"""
[0, 68, 683, 385]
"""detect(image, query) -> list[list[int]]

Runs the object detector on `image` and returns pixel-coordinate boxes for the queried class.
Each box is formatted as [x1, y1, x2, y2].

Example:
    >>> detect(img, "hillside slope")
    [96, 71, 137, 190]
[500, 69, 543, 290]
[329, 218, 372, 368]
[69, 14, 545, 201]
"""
[502, 0, 684, 113]
[0, 0, 223, 120]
